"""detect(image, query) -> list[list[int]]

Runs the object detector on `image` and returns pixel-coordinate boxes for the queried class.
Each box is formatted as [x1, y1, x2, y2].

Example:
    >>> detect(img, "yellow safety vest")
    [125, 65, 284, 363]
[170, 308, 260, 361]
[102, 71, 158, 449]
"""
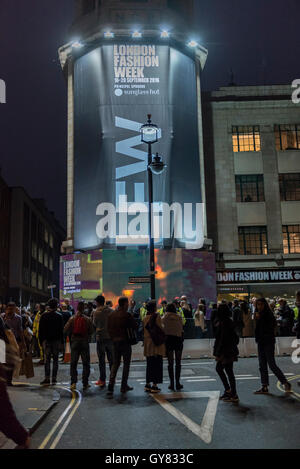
[177, 307, 186, 326]
[158, 308, 165, 317]
[294, 307, 299, 320]
[140, 307, 147, 321]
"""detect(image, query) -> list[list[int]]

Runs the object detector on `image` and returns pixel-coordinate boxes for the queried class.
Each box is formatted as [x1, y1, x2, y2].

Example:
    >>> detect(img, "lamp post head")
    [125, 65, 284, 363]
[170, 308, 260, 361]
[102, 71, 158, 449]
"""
[149, 153, 167, 175]
[141, 115, 159, 144]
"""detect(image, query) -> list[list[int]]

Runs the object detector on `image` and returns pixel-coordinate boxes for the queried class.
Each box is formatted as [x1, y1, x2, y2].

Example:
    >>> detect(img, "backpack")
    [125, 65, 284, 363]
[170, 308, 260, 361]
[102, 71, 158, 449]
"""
[73, 316, 87, 337]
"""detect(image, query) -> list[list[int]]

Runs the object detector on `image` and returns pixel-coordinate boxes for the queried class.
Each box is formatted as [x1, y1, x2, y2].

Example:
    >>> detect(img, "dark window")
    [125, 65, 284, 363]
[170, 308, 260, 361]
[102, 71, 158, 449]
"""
[283, 225, 300, 254]
[23, 204, 30, 269]
[239, 227, 268, 255]
[275, 124, 300, 150]
[279, 173, 300, 201]
[236, 175, 265, 202]
[82, 0, 96, 15]
[232, 126, 261, 152]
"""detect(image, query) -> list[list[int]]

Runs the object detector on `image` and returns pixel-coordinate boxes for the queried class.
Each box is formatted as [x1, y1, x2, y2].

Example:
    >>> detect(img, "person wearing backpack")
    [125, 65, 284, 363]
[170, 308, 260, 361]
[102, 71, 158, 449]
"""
[64, 302, 94, 391]
[143, 301, 165, 394]
[213, 303, 240, 403]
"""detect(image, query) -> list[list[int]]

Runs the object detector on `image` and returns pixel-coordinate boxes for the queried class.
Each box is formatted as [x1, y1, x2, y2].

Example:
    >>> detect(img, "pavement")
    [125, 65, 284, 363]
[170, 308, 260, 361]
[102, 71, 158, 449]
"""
[3, 356, 298, 450]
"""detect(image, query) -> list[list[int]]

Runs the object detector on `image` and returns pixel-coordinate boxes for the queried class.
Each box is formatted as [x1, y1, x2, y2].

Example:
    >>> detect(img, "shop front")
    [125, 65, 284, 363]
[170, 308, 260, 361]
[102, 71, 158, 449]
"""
[217, 268, 300, 303]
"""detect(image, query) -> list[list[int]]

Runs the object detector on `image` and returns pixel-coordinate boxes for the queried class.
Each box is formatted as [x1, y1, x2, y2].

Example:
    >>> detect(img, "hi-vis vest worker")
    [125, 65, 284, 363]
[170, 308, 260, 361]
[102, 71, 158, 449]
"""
[140, 305, 147, 321]
[158, 302, 167, 317]
[294, 307, 299, 320]
[177, 307, 186, 326]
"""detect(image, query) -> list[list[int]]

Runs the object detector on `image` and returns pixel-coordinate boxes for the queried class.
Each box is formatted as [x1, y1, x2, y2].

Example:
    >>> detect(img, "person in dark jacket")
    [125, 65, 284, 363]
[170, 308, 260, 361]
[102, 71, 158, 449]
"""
[39, 298, 64, 386]
[107, 297, 137, 397]
[213, 304, 239, 403]
[232, 300, 244, 338]
[254, 298, 291, 394]
[93, 295, 113, 388]
[210, 303, 219, 338]
[278, 299, 294, 337]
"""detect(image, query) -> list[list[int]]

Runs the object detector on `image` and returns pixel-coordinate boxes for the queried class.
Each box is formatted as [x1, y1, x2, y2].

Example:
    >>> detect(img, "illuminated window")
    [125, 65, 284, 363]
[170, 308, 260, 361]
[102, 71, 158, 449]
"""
[275, 124, 300, 150]
[239, 226, 268, 255]
[49, 257, 53, 272]
[232, 126, 261, 152]
[279, 173, 300, 201]
[44, 253, 48, 268]
[283, 225, 300, 254]
[44, 230, 49, 244]
[236, 175, 265, 202]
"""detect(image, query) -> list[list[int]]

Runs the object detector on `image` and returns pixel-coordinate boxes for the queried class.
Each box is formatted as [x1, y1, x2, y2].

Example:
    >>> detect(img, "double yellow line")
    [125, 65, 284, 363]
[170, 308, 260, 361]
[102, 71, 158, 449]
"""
[14, 382, 82, 449]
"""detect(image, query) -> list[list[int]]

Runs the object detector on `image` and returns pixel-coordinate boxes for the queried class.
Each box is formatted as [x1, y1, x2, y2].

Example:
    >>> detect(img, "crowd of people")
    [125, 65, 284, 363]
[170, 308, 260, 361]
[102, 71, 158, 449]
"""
[0, 292, 299, 448]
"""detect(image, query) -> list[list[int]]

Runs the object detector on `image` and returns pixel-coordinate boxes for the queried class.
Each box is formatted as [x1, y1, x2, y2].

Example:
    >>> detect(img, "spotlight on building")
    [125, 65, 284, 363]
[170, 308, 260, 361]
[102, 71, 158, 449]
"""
[188, 40, 198, 48]
[160, 30, 170, 38]
[72, 40, 83, 49]
[132, 30, 142, 38]
[104, 31, 114, 38]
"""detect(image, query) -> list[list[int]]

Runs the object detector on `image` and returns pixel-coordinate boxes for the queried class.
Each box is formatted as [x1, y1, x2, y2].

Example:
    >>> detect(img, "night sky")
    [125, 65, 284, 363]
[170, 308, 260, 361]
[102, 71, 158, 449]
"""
[0, 0, 299, 229]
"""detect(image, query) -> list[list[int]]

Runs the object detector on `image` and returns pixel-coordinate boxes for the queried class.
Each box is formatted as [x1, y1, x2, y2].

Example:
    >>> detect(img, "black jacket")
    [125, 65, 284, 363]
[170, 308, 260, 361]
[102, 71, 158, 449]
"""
[255, 311, 276, 345]
[39, 310, 64, 344]
[213, 318, 239, 359]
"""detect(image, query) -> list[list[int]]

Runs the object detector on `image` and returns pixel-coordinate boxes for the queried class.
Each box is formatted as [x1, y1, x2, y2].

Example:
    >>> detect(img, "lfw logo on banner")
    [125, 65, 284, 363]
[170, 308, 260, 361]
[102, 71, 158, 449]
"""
[95, 116, 205, 249]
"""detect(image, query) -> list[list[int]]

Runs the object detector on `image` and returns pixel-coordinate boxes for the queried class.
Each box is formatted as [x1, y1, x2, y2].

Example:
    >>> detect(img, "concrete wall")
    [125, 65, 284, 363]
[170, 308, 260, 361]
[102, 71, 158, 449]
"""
[237, 202, 266, 226]
[281, 201, 300, 224]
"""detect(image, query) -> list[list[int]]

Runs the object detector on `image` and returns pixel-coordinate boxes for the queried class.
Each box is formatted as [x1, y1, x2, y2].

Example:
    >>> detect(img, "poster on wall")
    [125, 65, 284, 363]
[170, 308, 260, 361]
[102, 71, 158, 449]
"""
[74, 43, 204, 251]
[60, 251, 102, 303]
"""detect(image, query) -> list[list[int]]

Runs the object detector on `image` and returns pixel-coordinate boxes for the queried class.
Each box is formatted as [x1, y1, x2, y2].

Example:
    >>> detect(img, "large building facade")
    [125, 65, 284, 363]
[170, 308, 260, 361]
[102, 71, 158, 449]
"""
[5, 186, 65, 305]
[0, 172, 10, 302]
[60, 1, 300, 305]
[59, 0, 216, 307]
[203, 85, 300, 301]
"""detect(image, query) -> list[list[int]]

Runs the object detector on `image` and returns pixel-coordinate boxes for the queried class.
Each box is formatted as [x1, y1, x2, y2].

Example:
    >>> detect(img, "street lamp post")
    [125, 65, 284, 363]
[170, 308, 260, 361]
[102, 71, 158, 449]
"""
[141, 115, 166, 300]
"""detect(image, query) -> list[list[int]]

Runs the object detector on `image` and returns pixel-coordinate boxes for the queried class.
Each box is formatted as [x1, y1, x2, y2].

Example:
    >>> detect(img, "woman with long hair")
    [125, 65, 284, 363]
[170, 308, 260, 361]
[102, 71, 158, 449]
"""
[254, 298, 291, 394]
[143, 301, 165, 394]
[213, 304, 239, 403]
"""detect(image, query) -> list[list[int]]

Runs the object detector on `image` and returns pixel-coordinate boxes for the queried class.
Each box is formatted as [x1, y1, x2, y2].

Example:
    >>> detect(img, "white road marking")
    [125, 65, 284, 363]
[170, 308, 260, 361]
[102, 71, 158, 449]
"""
[236, 376, 260, 380]
[187, 378, 217, 383]
[151, 391, 220, 445]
